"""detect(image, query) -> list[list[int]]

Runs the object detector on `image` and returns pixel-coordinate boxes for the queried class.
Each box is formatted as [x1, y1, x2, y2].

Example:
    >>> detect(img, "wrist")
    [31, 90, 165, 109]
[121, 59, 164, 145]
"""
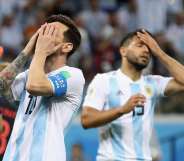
[22, 49, 31, 57]
[153, 46, 163, 56]
[34, 50, 47, 58]
[117, 107, 125, 116]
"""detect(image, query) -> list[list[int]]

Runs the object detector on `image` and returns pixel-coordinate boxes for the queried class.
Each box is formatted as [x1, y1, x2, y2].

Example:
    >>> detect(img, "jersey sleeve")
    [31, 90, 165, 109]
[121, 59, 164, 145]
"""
[152, 75, 172, 97]
[11, 71, 28, 101]
[83, 74, 107, 111]
[66, 69, 85, 108]
[48, 72, 68, 97]
[48, 69, 85, 111]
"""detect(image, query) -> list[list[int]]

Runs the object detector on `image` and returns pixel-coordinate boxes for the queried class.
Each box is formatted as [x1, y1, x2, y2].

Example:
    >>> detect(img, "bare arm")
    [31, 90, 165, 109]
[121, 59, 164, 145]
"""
[81, 94, 146, 129]
[137, 30, 184, 96]
[0, 30, 39, 104]
[26, 24, 62, 96]
[0, 52, 30, 103]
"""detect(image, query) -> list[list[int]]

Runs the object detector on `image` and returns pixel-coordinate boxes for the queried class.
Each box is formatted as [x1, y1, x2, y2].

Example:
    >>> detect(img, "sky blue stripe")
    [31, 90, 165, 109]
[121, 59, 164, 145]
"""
[29, 99, 47, 161]
[131, 83, 144, 160]
[2, 91, 27, 161]
[15, 91, 27, 117]
[108, 76, 125, 160]
[2, 135, 13, 161]
[108, 77, 121, 108]
[12, 127, 25, 161]
[145, 78, 156, 124]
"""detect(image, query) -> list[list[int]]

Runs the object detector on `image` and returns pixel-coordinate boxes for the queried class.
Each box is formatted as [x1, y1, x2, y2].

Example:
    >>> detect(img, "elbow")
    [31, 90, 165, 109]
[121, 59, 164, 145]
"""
[26, 83, 38, 95]
[26, 80, 52, 96]
[26, 81, 46, 95]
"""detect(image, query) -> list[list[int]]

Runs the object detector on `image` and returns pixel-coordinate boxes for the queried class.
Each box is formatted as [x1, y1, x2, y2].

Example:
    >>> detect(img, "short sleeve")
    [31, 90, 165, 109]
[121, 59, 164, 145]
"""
[49, 69, 85, 111]
[152, 75, 172, 97]
[66, 69, 85, 108]
[11, 71, 28, 101]
[83, 74, 107, 111]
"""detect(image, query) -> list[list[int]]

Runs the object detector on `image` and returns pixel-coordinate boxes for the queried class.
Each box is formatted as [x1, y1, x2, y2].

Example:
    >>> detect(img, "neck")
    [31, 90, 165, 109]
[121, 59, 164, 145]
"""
[45, 55, 67, 73]
[121, 60, 142, 81]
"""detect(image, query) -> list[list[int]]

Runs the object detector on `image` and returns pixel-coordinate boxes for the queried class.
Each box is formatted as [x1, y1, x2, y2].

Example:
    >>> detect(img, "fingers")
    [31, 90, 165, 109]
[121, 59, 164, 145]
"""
[137, 32, 148, 43]
[53, 43, 63, 53]
[132, 94, 146, 106]
[40, 24, 57, 36]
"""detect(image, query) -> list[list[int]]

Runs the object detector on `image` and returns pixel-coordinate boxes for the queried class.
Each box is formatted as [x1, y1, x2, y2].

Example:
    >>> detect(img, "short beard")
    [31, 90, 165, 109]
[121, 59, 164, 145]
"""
[128, 58, 148, 71]
[132, 62, 147, 70]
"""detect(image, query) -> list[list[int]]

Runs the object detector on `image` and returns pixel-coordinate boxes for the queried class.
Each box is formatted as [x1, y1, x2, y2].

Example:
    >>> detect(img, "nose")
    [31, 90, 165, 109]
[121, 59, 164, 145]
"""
[143, 45, 149, 52]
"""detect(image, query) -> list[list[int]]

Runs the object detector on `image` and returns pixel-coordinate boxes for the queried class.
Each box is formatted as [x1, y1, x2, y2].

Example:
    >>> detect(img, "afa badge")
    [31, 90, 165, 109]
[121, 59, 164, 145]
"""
[145, 85, 153, 97]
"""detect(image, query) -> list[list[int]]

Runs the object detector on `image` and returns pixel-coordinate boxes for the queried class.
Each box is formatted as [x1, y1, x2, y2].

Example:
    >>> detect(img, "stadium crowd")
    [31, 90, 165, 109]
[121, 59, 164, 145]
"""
[0, 0, 184, 113]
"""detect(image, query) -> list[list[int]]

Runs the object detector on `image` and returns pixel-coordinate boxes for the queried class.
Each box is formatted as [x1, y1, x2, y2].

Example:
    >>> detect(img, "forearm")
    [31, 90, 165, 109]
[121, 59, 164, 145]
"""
[27, 53, 47, 86]
[156, 49, 184, 84]
[81, 107, 123, 129]
[0, 52, 29, 91]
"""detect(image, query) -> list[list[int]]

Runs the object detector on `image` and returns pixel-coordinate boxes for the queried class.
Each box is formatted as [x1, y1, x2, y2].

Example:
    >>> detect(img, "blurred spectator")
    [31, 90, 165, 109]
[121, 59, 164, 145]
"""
[100, 0, 118, 10]
[45, 0, 76, 17]
[70, 144, 87, 161]
[137, 0, 182, 33]
[152, 32, 180, 76]
[118, 0, 138, 32]
[166, 12, 184, 59]
[151, 129, 162, 161]
[0, 0, 17, 19]
[17, 0, 41, 27]
[78, 0, 108, 42]
[95, 10, 123, 72]
[0, 14, 23, 55]
[68, 15, 92, 68]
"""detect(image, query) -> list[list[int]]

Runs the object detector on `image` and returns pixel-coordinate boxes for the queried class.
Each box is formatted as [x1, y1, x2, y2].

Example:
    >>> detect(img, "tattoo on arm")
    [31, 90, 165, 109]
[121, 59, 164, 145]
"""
[0, 52, 29, 103]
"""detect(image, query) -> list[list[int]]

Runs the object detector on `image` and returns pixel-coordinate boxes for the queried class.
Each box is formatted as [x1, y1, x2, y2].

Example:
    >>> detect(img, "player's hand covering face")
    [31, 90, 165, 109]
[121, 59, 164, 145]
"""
[137, 30, 161, 56]
[35, 23, 63, 56]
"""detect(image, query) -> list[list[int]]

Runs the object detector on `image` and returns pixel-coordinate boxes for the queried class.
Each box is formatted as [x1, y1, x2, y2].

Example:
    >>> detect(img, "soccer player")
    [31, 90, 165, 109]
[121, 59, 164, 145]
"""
[1, 14, 85, 161]
[81, 29, 184, 161]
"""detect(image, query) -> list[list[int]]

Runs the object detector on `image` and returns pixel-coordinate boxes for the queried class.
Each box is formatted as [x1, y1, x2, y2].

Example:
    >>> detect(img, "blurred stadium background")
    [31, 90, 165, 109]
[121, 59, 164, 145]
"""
[0, 0, 184, 161]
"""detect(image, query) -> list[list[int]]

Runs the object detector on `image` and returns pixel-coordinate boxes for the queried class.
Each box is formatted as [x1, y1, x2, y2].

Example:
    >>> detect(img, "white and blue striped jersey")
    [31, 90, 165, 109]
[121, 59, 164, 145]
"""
[3, 66, 85, 161]
[83, 69, 171, 161]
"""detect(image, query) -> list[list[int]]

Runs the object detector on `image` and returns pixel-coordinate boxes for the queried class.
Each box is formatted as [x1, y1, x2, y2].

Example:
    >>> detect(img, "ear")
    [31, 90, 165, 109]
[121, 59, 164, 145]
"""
[61, 43, 73, 53]
[120, 46, 127, 57]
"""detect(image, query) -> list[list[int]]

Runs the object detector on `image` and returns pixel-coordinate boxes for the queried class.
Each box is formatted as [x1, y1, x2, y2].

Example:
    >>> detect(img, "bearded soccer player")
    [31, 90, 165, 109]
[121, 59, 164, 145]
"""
[0, 14, 85, 161]
[81, 29, 184, 161]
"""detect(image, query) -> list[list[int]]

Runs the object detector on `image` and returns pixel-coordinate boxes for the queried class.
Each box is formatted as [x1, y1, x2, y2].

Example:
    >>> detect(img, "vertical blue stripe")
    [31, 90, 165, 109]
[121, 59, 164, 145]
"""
[130, 83, 144, 160]
[3, 91, 26, 161]
[108, 77, 121, 108]
[145, 77, 157, 124]
[29, 99, 48, 161]
[108, 76, 125, 160]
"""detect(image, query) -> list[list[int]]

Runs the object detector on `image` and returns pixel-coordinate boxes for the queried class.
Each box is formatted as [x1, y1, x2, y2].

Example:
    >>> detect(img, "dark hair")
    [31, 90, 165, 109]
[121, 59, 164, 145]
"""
[46, 14, 81, 58]
[120, 29, 153, 48]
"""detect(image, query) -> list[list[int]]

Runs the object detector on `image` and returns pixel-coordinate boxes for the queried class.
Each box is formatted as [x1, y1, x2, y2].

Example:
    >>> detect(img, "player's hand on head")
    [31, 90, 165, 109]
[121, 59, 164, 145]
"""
[120, 93, 146, 114]
[137, 29, 161, 56]
[35, 24, 63, 56]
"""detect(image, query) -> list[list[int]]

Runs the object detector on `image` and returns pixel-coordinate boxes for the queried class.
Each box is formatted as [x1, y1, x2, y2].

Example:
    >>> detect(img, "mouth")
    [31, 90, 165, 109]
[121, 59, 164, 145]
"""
[139, 56, 150, 64]
[141, 56, 149, 60]
[141, 53, 150, 60]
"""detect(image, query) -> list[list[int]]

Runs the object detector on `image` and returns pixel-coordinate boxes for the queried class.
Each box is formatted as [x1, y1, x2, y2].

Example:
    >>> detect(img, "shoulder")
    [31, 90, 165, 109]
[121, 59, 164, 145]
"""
[143, 74, 172, 84]
[61, 66, 85, 85]
[90, 70, 117, 85]
[144, 74, 166, 81]
[66, 66, 84, 79]
[50, 66, 83, 77]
